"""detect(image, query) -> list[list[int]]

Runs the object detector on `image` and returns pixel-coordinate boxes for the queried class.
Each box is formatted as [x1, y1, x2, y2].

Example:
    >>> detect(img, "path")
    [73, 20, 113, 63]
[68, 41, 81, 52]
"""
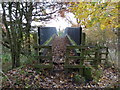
[52, 36, 68, 70]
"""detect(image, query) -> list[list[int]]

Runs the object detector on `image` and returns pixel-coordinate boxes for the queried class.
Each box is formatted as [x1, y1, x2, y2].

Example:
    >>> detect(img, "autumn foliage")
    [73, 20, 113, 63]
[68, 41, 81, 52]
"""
[69, 2, 119, 30]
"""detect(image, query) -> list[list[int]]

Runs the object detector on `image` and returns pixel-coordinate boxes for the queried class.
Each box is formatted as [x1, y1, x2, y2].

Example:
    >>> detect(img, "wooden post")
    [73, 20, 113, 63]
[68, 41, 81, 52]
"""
[35, 46, 39, 63]
[94, 47, 99, 68]
[79, 46, 84, 76]
[78, 26, 82, 56]
[65, 47, 69, 74]
[38, 27, 42, 63]
[65, 48, 69, 66]
[38, 27, 41, 45]
[79, 33, 86, 73]
[49, 46, 53, 66]
[33, 32, 40, 63]
[105, 47, 109, 65]
[79, 26, 82, 45]
[97, 46, 101, 64]
[82, 33, 86, 45]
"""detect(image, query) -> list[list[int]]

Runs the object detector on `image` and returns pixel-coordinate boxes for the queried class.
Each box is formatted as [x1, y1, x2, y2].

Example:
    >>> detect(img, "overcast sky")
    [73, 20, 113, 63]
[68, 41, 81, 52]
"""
[32, 12, 77, 31]
[0, 3, 77, 32]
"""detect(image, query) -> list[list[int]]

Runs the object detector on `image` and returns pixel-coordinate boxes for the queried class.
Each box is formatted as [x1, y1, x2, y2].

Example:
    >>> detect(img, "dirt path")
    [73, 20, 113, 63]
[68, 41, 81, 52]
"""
[52, 36, 68, 70]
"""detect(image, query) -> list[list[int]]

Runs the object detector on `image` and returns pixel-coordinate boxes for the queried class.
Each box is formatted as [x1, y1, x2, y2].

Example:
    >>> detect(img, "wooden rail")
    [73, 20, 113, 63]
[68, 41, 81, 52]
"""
[34, 45, 53, 69]
[64, 44, 108, 76]
[33, 34, 108, 72]
[64, 45, 108, 69]
[33, 34, 56, 69]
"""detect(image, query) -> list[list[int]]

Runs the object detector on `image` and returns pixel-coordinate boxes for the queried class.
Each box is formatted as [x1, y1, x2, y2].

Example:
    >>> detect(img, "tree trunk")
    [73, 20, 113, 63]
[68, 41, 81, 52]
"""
[24, 2, 33, 55]
[2, 2, 21, 68]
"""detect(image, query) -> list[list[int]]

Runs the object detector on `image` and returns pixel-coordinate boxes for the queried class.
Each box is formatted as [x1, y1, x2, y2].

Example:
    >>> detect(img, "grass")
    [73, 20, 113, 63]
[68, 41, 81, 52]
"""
[2, 51, 36, 72]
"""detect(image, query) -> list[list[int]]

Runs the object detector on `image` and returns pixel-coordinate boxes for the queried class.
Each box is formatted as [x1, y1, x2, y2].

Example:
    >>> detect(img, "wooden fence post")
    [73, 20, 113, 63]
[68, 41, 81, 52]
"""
[79, 46, 85, 76]
[79, 32, 86, 75]
[82, 33, 86, 45]
[105, 47, 109, 65]
[65, 48, 70, 68]
[64, 47, 69, 74]
[94, 47, 100, 68]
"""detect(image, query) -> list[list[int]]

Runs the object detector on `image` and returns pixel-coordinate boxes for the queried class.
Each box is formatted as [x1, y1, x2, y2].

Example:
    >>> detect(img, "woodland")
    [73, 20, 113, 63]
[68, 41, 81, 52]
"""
[0, 1, 120, 89]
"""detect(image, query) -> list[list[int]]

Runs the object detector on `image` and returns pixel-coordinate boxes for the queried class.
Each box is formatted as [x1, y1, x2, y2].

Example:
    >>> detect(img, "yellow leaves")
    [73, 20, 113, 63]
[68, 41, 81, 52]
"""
[100, 24, 106, 30]
[78, 2, 84, 8]
[111, 16, 116, 20]
[110, 9, 118, 17]
[99, 17, 113, 30]
[77, 14, 87, 20]
[69, 2, 118, 30]
[115, 24, 120, 28]
[86, 24, 92, 28]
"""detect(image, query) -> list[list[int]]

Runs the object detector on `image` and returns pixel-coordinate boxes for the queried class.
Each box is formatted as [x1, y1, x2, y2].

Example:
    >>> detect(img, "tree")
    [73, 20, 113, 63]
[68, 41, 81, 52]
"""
[69, 1, 119, 30]
[1, 1, 66, 68]
[2, 2, 22, 68]
[68, 1, 119, 48]
[21, 2, 33, 55]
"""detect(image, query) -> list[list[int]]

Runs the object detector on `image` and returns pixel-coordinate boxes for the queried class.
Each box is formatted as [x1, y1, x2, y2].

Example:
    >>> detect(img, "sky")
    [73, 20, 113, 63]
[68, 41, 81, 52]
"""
[0, 3, 77, 32]
[31, 12, 77, 32]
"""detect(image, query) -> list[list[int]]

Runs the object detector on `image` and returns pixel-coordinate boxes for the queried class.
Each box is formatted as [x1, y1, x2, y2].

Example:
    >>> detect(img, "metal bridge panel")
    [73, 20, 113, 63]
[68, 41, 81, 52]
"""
[65, 27, 82, 45]
[38, 27, 57, 45]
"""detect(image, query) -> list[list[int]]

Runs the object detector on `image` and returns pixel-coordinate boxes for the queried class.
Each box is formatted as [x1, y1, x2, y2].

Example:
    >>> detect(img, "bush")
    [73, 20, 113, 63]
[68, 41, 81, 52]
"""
[72, 74, 85, 84]
[92, 68, 103, 82]
[2, 53, 11, 65]
[83, 67, 93, 82]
